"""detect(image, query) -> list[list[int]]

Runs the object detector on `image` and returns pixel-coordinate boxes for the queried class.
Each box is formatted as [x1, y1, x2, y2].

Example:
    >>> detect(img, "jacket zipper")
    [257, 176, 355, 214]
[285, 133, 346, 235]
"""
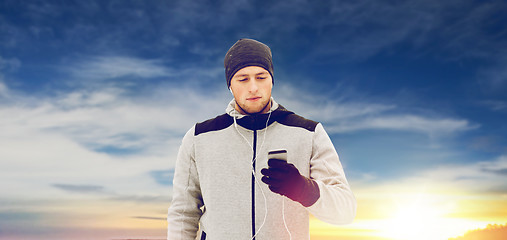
[251, 129, 257, 239]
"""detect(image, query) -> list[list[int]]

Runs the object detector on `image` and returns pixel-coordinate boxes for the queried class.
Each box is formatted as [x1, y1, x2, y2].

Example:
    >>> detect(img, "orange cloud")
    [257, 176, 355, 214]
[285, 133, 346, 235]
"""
[449, 223, 507, 240]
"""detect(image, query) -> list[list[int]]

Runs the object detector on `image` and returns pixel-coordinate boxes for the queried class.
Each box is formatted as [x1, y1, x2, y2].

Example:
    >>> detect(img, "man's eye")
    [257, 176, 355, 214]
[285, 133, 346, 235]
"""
[257, 77, 266, 80]
[239, 78, 247, 82]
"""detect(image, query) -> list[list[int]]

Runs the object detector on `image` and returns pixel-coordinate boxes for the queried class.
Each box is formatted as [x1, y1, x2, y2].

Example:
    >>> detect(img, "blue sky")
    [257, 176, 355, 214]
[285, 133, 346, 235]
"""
[1, 0, 507, 239]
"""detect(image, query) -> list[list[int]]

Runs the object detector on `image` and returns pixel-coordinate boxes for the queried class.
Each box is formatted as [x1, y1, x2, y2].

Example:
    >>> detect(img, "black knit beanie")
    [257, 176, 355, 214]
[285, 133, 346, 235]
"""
[224, 38, 274, 88]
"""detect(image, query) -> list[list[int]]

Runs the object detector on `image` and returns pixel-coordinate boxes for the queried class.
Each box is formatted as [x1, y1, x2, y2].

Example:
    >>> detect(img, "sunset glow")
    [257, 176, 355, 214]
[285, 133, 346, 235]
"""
[309, 187, 507, 240]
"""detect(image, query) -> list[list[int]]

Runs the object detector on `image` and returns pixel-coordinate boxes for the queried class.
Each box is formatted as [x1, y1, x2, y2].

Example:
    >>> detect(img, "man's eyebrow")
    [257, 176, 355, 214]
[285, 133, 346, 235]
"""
[234, 72, 268, 78]
[233, 74, 248, 78]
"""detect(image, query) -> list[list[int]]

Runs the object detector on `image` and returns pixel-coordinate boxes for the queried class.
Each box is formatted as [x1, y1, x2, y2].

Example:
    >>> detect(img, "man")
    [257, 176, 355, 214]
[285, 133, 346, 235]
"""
[167, 39, 356, 240]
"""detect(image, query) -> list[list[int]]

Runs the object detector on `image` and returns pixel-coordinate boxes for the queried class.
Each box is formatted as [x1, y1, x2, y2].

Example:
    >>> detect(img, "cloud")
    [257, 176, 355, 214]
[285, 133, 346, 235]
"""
[0, 56, 21, 71]
[51, 183, 170, 203]
[0, 56, 20, 98]
[131, 216, 166, 221]
[109, 194, 169, 203]
[0, 211, 52, 236]
[434, 1, 507, 61]
[275, 83, 476, 136]
[150, 169, 175, 186]
[65, 56, 174, 81]
[478, 100, 507, 112]
[245, 0, 507, 67]
[0, 76, 228, 156]
[0, 77, 7, 97]
[306, 1, 432, 60]
[431, 155, 507, 193]
[450, 223, 507, 240]
[0, 62, 228, 204]
[479, 156, 507, 177]
[327, 114, 476, 135]
[477, 58, 507, 94]
[0, 211, 43, 222]
[358, 155, 507, 194]
[437, 155, 507, 182]
[52, 183, 105, 193]
[469, 135, 507, 153]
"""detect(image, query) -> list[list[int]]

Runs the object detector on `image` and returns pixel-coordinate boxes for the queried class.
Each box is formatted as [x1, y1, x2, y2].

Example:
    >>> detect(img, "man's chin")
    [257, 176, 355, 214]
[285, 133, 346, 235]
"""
[238, 102, 270, 115]
[242, 107, 262, 115]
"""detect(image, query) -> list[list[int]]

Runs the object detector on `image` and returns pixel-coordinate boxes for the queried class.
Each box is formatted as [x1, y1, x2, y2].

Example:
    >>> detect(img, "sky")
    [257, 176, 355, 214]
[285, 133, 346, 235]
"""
[1, 0, 507, 239]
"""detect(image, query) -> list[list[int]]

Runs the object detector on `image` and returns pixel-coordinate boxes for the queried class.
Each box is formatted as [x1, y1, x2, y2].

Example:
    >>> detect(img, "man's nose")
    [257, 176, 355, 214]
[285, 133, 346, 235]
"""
[249, 80, 258, 93]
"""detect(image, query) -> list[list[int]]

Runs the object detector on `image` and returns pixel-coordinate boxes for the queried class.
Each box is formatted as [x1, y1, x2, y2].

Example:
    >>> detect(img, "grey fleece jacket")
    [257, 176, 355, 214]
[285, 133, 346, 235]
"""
[167, 99, 356, 240]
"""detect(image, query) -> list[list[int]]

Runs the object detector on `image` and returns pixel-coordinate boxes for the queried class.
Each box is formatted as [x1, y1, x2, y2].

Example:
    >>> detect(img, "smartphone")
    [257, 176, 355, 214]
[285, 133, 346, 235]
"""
[268, 149, 287, 162]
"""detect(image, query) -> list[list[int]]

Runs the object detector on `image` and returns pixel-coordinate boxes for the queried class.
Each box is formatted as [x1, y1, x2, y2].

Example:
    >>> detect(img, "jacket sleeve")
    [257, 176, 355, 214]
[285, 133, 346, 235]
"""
[167, 126, 203, 240]
[307, 123, 356, 225]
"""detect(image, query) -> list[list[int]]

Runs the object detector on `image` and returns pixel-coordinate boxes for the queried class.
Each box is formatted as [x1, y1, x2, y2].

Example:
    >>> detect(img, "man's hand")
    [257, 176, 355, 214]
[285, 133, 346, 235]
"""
[261, 158, 320, 207]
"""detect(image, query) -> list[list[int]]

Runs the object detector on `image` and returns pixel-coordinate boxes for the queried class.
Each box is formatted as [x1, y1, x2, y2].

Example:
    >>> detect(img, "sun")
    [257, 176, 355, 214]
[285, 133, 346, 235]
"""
[379, 193, 460, 240]
[383, 201, 441, 239]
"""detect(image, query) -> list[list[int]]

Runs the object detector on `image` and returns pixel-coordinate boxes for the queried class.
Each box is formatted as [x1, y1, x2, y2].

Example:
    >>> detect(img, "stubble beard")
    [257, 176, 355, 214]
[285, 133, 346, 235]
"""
[236, 97, 271, 115]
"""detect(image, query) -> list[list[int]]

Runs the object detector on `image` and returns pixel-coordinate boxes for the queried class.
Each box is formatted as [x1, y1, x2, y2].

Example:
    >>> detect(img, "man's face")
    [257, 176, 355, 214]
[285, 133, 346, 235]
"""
[230, 66, 273, 115]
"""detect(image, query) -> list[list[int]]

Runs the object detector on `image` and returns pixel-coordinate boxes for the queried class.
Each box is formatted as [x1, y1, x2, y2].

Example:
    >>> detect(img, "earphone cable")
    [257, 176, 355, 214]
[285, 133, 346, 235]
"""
[232, 105, 271, 240]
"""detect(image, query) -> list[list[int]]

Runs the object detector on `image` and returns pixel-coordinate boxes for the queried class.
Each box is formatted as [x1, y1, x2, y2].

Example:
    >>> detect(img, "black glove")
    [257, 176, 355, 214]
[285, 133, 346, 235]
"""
[261, 158, 320, 207]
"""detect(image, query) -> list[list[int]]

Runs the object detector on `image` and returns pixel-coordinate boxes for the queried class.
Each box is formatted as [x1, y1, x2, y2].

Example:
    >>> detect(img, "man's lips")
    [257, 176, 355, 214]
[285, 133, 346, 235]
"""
[247, 97, 261, 101]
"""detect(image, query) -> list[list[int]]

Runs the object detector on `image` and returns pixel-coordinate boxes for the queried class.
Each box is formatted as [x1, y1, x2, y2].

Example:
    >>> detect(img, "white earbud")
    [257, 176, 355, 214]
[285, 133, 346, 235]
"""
[230, 88, 234, 95]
